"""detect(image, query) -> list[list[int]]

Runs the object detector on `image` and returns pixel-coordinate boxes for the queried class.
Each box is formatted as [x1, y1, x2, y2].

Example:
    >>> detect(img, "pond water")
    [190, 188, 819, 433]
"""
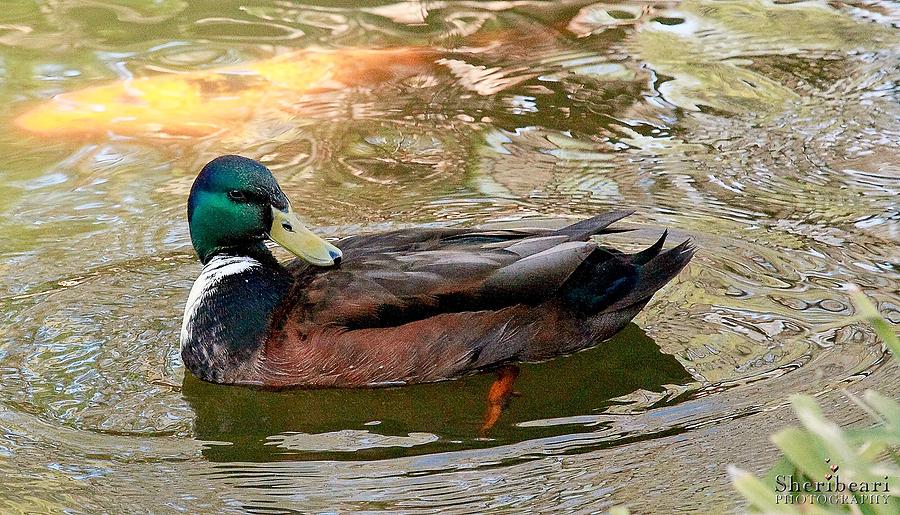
[0, 0, 898, 512]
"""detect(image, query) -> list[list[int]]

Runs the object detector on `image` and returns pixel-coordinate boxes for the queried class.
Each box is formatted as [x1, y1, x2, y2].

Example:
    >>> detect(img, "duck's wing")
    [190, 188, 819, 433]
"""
[327, 209, 636, 256]
[290, 211, 643, 328]
[258, 210, 693, 386]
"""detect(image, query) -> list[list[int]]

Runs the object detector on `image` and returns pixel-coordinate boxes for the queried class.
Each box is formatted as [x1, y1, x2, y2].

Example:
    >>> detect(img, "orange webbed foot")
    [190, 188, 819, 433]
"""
[480, 365, 520, 436]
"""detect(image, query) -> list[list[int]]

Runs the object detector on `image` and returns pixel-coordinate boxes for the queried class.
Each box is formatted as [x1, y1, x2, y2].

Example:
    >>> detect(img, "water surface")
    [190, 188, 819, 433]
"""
[0, 0, 898, 512]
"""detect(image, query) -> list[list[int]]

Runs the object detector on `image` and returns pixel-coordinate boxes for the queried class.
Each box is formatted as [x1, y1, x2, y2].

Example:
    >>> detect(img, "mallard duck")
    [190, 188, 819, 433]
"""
[181, 155, 694, 387]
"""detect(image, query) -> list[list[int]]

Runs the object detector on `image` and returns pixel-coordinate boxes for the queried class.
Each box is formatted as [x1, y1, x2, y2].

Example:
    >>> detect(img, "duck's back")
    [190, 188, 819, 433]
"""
[253, 211, 694, 387]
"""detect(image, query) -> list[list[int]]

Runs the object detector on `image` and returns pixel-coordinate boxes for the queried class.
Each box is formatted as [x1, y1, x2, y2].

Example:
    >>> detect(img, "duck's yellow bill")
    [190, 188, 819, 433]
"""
[269, 206, 342, 267]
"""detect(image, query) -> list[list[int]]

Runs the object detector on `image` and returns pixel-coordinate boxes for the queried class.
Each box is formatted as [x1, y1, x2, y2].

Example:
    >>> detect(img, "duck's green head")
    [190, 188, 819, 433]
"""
[187, 155, 342, 266]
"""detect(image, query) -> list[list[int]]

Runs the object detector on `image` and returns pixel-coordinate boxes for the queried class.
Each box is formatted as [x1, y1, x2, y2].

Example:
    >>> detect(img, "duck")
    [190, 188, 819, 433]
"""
[181, 155, 694, 388]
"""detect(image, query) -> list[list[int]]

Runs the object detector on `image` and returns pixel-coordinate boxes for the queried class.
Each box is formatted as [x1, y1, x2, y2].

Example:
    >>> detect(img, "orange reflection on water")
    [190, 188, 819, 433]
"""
[15, 47, 434, 139]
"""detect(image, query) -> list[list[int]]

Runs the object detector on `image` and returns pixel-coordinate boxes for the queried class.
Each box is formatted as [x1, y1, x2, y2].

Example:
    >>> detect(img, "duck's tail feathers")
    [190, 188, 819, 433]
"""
[631, 229, 667, 265]
[607, 239, 695, 312]
[554, 210, 635, 241]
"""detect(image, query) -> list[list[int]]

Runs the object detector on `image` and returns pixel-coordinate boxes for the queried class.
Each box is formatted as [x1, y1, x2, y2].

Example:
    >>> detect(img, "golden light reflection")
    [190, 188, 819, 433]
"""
[15, 47, 433, 138]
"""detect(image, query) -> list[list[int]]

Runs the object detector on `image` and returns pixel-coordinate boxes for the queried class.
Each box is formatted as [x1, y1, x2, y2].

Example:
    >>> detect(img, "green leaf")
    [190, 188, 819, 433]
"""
[771, 426, 829, 481]
[863, 390, 900, 433]
[764, 456, 798, 486]
[729, 465, 791, 513]
[851, 291, 899, 357]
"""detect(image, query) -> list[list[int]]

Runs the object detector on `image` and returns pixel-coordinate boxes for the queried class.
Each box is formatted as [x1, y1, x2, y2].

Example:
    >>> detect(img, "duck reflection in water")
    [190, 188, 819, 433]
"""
[182, 324, 692, 462]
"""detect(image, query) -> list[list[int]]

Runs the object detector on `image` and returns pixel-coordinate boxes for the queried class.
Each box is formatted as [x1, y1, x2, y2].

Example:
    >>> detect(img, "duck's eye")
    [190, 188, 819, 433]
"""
[227, 190, 248, 202]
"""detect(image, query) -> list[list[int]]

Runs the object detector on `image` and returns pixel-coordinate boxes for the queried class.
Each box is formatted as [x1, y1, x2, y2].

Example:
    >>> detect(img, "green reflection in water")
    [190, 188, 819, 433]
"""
[633, 0, 897, 113]
[184, 324, 691, 462]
